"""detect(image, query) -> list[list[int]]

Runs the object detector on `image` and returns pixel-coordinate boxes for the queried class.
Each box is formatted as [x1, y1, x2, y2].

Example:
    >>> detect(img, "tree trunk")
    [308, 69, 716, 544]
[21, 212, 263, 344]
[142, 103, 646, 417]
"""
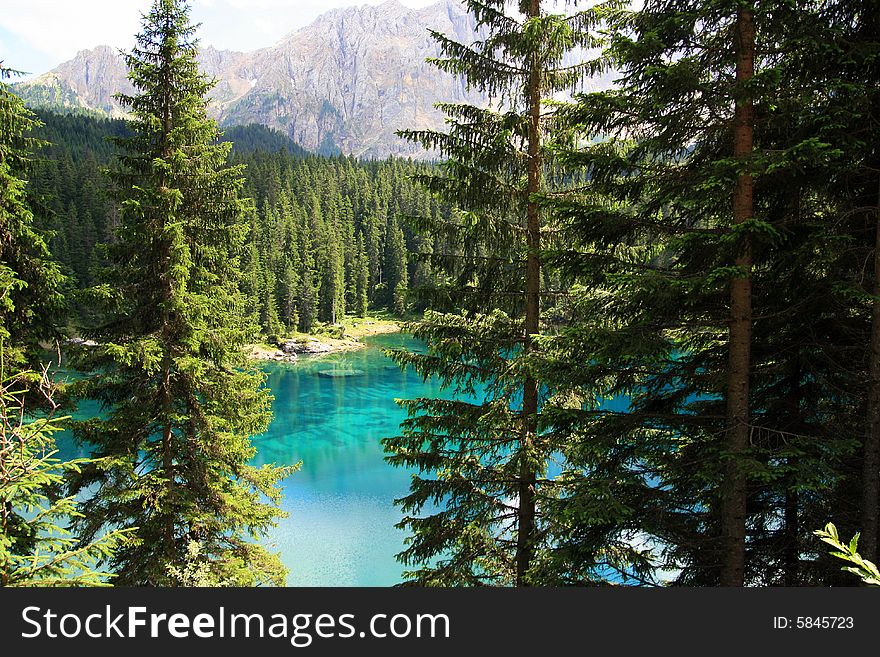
[516, 0, 542, 587]
[1, 414, 9, 586]
[720, 5, 755, 587]
[159, 43, 176, 573]
[861, 174, 880, 564]
[162, 365, 175, 563]
[783, 485, 798, 586]
[1, 502, 9, 587]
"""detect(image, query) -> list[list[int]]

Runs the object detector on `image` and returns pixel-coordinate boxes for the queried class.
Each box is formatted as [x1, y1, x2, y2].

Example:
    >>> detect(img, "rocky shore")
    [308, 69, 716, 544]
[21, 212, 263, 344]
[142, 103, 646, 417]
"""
[247, 320, 400, 364]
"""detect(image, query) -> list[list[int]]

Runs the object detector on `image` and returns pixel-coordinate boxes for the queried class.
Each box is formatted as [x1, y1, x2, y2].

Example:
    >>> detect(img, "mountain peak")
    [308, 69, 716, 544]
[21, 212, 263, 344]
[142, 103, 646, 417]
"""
[14, 0, 495, 158]
[78, 44, 117, 57]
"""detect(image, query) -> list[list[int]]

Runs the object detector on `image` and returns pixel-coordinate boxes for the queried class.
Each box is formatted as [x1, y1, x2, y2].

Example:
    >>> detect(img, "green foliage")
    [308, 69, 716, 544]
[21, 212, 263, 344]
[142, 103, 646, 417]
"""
[163, 539, 284, 587]
[382, 214, 407, 312]
[385, 0, 621, 586]
[8, 0, 880, 590]
[0, 68, 66, 362]
[354, 234, 369, 318]
[537, 0, 878, 585]
[0, 361, 134, 586]
[220, 123, 309, 157]
[66, 0, 296, 586]
[1, 63, 129, 587]
[815, 524, 880, 587]
[28, 114, 444, 335]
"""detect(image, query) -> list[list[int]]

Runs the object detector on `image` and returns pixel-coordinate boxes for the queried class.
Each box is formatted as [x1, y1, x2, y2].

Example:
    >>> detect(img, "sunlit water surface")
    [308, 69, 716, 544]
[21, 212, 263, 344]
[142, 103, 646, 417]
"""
[252, 333, 441, 586]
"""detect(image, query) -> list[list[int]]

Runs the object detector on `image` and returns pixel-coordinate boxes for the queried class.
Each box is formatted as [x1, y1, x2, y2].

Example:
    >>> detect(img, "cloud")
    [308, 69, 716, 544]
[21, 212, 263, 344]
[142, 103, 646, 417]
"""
[0, 1, 141, 62]
[2, 0, 441, 76]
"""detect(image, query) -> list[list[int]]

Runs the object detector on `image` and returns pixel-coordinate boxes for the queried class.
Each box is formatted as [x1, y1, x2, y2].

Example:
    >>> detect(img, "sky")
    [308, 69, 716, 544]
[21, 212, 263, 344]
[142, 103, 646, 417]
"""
[0, 0, 439, 79]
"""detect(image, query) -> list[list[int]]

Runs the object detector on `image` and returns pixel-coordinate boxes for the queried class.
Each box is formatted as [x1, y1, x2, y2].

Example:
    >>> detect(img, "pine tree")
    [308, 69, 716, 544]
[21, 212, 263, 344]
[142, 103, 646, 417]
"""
[364, 210, 383, 301]
[0, 358, 133, 586]
[260, 264, 283, 342]
[539, 0, 868, 585]
[385, 0, 604, 586]
[67, 1, 295, 586]
[239, 239, 262, 330]
[1, 63, 130, 587]
[25, 107, 448, 335]
[828, 1, 880, 566]
[320, 221, 346, 325]
[0, 67, 65, 366]
[382, 214, 408, 312]
[343, 219, 357, 312]
[354, 234, 369, 318]
[278, 257, 300, 330]
[297, 221, 318, 333]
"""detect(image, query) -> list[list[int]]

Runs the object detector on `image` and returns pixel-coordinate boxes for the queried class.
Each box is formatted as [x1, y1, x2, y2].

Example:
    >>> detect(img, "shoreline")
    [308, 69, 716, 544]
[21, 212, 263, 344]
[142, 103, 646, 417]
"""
[246, 320, 402, 363]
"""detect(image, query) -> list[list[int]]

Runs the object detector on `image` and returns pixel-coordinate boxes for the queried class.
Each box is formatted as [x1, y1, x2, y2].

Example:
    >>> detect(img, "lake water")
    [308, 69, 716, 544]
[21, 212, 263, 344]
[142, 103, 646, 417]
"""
[244, 332, 438, 586]
[55, 332, 440, 586]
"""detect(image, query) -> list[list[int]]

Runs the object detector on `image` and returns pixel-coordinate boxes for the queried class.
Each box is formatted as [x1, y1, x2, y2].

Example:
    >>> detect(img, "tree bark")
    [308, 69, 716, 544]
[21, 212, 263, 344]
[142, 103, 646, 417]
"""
[860, 172, 880, 564]
[516, 0, 542, 587]
[1, 502, 9, 587]
[720, 5, 756, 587]
[783, 485, 798, 586]
[782, 358, 802, 586]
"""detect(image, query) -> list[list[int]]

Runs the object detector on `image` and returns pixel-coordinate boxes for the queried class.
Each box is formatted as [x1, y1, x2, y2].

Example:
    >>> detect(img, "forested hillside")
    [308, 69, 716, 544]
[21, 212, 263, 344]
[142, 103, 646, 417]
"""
[4, 0, 880, 591]
[27, 111, 446, 339]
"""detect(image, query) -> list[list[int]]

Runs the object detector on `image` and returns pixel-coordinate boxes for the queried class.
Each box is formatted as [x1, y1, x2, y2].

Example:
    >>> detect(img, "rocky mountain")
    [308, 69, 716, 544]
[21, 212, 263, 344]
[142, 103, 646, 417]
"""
[15, 0, 610, 158]
[16, 45, 133, 118]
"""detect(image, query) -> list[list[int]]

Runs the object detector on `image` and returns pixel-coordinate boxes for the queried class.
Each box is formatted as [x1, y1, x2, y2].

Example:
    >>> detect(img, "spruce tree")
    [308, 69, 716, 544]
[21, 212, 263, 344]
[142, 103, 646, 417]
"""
[0, 358, 133, 586]
[67, 1, 294, 586]
[298, 226, 318, 333]
[320, 222, 346, 325]
[382, 214, 408, 313]
[355, 234, 369, 318]
[830, 1, 880, 566]
[539, 0, 868, 585]
[0, 67, 65, 366]
[278, 258, 300, 330]
[385, 0, 604, 586]
[1, 63, 130, 587]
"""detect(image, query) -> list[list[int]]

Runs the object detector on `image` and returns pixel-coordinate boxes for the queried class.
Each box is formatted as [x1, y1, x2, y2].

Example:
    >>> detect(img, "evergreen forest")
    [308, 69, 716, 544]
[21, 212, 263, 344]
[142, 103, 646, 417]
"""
[2, 0, 880, 588]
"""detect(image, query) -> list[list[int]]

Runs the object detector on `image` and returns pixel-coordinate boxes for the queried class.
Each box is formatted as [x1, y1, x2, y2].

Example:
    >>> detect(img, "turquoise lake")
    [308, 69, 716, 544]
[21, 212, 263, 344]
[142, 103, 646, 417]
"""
[50, 336, 651, 587]
[240, 332, 438, 586]
[56, 332, 442, 586]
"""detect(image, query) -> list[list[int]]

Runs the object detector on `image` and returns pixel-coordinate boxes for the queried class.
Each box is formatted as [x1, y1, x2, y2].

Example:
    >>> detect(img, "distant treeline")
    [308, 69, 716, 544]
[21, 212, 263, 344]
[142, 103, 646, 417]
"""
[29, 111, 446, 339]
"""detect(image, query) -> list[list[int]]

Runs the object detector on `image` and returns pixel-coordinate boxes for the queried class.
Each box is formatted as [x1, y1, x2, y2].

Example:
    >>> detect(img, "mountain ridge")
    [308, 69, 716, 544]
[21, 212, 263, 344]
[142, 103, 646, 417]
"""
[14, 0, 610, 158]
